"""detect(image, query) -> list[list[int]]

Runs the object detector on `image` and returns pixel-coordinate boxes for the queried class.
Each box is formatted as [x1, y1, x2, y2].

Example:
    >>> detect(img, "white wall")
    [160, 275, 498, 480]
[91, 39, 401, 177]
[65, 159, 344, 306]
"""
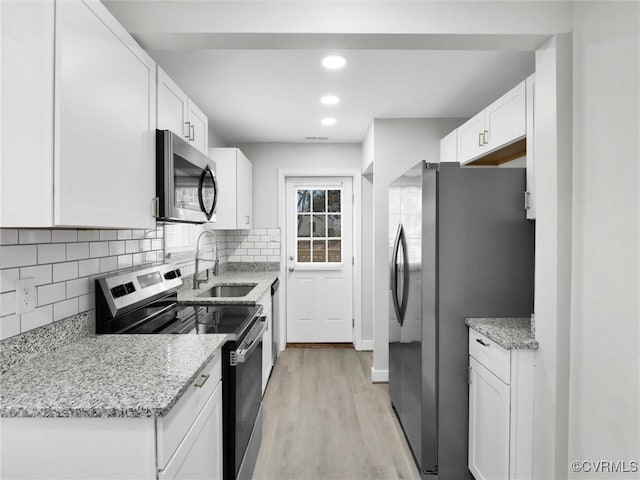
[569, 2, 640, 474]
[208, 124, 226, 148]
[371, 118, 463, 379]
[234, 143, 362, 228]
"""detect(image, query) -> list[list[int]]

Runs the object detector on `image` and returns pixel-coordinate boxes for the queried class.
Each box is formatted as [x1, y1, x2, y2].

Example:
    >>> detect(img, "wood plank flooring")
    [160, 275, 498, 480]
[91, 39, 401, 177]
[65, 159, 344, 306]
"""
[253, 348, 420, 480]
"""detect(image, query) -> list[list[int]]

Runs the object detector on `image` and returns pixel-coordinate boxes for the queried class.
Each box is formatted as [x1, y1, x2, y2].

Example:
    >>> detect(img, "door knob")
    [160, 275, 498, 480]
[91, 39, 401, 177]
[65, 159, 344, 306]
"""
[289, 256, 294, 261]
[288, 267, 295, 273]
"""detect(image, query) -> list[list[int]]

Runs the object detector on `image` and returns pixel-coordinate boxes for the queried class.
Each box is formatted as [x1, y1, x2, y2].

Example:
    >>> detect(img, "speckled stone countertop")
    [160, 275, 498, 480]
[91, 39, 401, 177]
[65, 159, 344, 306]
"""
[0, 334, 227, 418]
[465, 317, 538, 350]
[178, 270, 279, 306]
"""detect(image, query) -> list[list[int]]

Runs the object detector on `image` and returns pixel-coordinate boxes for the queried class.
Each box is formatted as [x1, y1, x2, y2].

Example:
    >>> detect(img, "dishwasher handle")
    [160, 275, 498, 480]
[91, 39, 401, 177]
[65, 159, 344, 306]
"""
[232, 317, 266, 365]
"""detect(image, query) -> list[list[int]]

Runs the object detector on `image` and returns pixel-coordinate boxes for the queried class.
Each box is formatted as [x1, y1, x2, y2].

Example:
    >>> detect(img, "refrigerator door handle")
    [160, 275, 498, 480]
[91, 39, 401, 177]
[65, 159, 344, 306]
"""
[391, 224, 409, 326]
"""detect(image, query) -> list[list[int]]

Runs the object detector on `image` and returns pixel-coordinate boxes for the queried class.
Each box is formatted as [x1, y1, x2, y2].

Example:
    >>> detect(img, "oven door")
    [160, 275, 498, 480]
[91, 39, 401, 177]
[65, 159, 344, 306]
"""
[156, 129, 218, 223]
[232, 318, 266, 478]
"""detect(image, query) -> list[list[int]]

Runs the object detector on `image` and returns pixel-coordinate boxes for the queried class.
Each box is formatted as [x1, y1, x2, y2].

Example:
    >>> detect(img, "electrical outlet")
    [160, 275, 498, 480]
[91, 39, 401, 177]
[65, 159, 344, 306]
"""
[15, 278, 37, 314]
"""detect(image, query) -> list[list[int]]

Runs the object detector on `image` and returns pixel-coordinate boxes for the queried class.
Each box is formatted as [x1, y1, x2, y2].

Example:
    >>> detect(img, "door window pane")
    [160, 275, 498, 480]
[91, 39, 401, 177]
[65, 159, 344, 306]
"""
[312, 240, 326, 262]
[312, 190, 326, 212]
[297, 215, 310, 237]
[328, 240, 341, 262]
[328, 190, 341, 212]
[298, 240, 311, 262]
[327, 214, 341, 237]
[312, 215, 326, 237]
[297, 190, 311, 213]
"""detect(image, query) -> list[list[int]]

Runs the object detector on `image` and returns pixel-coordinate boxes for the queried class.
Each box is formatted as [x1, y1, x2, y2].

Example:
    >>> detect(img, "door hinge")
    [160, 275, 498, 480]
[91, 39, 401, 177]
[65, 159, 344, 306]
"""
[152, 197, 160, 218]
[467, 365, 473, 384]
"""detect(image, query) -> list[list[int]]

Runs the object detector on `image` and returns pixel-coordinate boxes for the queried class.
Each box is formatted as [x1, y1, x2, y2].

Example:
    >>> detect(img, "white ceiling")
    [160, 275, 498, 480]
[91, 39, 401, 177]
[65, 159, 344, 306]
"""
[149, 49, 534, 144]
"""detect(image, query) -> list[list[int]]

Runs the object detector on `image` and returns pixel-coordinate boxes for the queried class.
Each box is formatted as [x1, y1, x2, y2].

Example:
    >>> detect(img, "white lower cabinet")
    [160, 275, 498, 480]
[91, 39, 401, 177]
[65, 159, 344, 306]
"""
[258, 290, 273, 395]
[468, 332, 535, 480]
[0, 354, 222, 480]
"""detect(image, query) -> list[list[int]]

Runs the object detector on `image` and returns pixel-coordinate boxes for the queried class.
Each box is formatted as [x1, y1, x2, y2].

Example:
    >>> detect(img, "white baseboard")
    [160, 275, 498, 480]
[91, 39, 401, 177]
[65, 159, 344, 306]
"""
[355, 339, 374, 351]
[371, 367, 389, 383]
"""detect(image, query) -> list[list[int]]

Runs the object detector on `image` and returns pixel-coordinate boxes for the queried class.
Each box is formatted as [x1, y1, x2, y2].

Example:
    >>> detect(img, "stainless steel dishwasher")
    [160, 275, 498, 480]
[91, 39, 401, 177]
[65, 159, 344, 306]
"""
[271, 278, 279, 364]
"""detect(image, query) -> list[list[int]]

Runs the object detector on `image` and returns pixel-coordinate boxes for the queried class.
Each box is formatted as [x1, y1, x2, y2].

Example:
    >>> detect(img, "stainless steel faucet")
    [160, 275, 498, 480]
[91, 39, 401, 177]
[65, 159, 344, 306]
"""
[194, 230, 219, 289]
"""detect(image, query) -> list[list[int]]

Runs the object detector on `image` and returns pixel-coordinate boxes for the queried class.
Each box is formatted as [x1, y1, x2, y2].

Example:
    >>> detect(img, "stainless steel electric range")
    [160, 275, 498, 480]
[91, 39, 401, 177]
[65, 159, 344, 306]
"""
[95, 263, 265, 480]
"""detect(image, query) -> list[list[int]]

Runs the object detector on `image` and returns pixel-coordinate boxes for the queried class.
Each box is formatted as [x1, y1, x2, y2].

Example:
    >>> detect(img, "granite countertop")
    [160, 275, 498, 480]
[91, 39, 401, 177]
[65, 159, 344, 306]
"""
[465, 317, 538, 350]
[0, 334, 227, 418]
[178, 270, 279, 306]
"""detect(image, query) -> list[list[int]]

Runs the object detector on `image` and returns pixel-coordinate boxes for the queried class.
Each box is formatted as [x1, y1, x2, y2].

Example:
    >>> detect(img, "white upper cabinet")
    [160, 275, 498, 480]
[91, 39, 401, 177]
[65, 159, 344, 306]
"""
[525, 74, 536, 219]
[157, 67, 209, 155]
[484, 80, 526, 152]
[208, 148, 253, 230]
[1, 0, 156, 229]
[457, 111, 486, 163]
[439, 129, 458, 163]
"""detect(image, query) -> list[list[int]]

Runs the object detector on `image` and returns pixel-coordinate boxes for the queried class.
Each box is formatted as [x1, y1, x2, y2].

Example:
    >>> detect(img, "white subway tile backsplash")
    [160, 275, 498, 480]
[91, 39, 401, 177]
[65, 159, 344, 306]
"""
[1, 245, 37, 269]
[78, 293, 94, 312]
[20, 265, 52, 286]
[156, 251, 164, 261]
[0, 268, 19, 293]
[77, 230, 99, 241]
[117, 230, 132, 240]
[0, 229, 19, 245]
[139, 239, 151, 251]
[132, 253, 144, 266]
[66, 277, 91, 298]
[19, 229, 51, 244]
[1, 291, 16, 316]
[235, 249, 247, 255]
[259, 235, 271, 242]
[254, 242, 267, 249]
[21, 304, 52, 331]
[99, 256, 118, 273]
[78, 259, 100, 278]
[89, 242, 109, 258]
[52, 230, 78, 243]
[132, 229, 146, 239]
[53, 298, 79, 321]
[252, 228, 267, 235]
[267, 255, 280, 262]
[145, 252, 156, 263]
[117, 255, 133, 269]
[38, 244, 65, 264]
[247, 249, 259, 255]
[66, 243, 89, 261]
[254, 255, 267, 262]
[145, 229, 157, 239]
[37, 282, 65, 306]
[151, 239, 162, 250]
[109, 241, 125, 256]
[53, 262, 78, 283]
[99, 230, 118, 241]
[125, 240, 140, 254]
[1, 314, 21, 340]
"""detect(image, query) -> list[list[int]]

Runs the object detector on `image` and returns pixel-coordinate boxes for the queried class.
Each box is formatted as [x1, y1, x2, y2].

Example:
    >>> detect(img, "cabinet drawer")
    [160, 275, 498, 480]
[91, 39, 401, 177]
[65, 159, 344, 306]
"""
[469, 331, 510, 384]
[157, 352, 222, 469]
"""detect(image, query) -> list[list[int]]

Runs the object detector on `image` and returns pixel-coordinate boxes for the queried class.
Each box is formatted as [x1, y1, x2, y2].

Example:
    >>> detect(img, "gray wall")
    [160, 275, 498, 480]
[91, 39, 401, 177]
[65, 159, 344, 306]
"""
[370, 118, 464, 376]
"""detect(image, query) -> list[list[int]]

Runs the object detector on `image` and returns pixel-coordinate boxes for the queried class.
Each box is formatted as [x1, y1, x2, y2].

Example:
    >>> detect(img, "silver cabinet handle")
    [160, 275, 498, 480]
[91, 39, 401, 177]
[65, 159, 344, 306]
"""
[288, 267, 295, 273]
[475, 338, 489, 347]
[245, 215, 250, 224]
[194, 373, 210, 388]
[478, 132, 484, 147]
[483, 130, 489, 145]
[190, 124, 195, 141]
[184, 121, 191, 139]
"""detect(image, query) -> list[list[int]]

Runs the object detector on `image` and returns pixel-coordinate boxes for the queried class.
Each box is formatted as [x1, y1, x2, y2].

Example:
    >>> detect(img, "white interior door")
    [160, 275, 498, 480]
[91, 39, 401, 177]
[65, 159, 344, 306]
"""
[285, 177, 353, 343]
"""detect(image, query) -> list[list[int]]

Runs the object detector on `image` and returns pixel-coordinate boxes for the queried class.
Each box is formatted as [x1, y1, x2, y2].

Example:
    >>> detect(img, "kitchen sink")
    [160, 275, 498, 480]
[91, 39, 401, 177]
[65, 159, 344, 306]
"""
[197, 284, 257, 298]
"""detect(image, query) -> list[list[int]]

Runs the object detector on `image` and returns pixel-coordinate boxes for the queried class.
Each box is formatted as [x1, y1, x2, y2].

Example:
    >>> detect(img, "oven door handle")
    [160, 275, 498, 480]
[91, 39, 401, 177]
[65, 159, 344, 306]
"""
[233, 317, 266, 365]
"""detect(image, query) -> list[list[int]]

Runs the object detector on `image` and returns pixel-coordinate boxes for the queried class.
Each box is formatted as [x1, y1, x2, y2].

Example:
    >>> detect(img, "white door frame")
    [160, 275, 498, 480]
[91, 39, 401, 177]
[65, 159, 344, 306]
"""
[277, 168, 363, 350]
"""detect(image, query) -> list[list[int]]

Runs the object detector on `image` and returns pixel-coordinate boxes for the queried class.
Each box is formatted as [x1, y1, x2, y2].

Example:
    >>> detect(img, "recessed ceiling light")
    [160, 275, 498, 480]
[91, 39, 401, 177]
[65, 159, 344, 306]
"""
[321, 118, 337, 126]
[320, 95, 340, 105]
[322, 55, 346, 70]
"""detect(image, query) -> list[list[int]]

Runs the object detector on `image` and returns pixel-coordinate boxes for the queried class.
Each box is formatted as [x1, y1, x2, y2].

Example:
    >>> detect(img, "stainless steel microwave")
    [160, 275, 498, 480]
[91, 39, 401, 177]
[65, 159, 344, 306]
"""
[155, 129, 218, 224]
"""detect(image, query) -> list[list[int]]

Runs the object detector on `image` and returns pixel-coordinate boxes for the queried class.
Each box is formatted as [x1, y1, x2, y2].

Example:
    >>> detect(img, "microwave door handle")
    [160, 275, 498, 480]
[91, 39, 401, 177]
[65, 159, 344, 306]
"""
[198, 165, 215, 220]
[234, 318, 266, 363]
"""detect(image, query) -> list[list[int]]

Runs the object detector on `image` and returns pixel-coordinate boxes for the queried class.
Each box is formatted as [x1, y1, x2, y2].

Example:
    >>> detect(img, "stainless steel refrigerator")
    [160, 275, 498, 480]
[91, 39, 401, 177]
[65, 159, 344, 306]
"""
[388, 162, 534, 479]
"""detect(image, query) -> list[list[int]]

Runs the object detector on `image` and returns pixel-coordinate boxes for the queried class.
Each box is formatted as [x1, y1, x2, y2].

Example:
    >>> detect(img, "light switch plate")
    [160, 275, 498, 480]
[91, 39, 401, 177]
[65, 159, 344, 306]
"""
[15, 278, 37, 314]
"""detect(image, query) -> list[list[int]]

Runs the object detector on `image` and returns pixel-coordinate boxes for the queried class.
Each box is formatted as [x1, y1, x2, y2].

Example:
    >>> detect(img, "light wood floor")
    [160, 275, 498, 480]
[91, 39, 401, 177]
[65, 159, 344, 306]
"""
[253, 348, 420, 480]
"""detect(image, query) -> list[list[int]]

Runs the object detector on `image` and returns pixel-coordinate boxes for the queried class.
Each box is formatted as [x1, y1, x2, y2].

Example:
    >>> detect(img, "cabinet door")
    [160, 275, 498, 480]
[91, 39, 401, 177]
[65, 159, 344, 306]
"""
[54, 0, 155, 228]
[187, 100, 208, 155]
[468, 357, 510, 480]
[159, 382, 223, 480]
[525, 74, 536, 220]
[158, 67, 189, 139]
[484, 80, 526, 153]
[236, 150, 253, 229]
[440, 129, 458, 163]
[457, 111, 486, 165]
